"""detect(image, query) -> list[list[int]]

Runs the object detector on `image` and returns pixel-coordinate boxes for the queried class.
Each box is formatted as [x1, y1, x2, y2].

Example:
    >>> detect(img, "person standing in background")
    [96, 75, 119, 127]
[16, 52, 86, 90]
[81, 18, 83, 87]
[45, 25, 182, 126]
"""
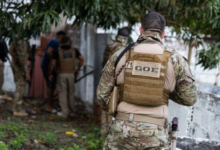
[49, 36, 84, 118]
[41, 31, 66, 113]
[0, 36, 12, 101]
[10, 38, 31, 116]
[101, 27, 130, 137]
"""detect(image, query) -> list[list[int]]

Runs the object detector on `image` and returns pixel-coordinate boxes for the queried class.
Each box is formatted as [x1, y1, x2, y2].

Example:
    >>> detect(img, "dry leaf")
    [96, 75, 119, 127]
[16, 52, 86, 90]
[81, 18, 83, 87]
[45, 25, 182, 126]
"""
[66, 131, 74, 135]
[28, 120, 35, 123]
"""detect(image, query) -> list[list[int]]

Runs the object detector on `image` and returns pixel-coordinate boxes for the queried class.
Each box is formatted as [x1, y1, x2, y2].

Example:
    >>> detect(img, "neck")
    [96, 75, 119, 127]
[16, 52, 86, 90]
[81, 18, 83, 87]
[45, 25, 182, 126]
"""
[142, 31, 162, 41]
[61, 45, 71, 50]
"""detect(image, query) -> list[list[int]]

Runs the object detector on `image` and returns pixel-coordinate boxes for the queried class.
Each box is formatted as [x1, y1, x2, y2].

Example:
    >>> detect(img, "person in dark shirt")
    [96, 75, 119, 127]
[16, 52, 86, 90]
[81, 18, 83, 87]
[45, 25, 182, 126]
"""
[0, 36, 13, 101]
[49, 36, 84, 118]
[41, 31, 66, 113]
[0, 37, 8, 95]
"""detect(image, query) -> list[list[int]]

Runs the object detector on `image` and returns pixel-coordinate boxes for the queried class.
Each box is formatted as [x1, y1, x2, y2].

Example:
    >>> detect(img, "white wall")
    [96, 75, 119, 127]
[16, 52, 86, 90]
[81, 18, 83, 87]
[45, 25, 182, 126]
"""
[169, 91, 220, 142]
[2, 58, 15, 93]
[68, 24, 96, 113]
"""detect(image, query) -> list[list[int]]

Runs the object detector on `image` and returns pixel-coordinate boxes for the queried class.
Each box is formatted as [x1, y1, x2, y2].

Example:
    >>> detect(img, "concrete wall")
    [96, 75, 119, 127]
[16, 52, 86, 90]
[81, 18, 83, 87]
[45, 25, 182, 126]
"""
[94, 34, 112, 101]
[168, 100, 191, 136]
[67, 24, 96, 113]
[188, 91, 220, 141]
[177, 137, 220, 150]
[169, 90, 220, 142]
[2, 61, 15, 93]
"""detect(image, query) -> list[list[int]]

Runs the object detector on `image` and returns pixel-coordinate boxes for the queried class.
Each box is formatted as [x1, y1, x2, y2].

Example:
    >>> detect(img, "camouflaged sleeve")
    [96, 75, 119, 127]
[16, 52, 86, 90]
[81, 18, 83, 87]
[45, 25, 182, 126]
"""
[169, 51, 197, 106]
[102, 45, 112, 67]
[97, 49, 123, 110]
[102, 42, 125, 67]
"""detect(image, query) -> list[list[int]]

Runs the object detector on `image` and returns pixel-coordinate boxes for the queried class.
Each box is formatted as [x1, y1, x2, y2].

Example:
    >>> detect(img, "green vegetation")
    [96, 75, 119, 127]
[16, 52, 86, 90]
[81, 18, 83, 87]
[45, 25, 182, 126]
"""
[0, 142, 8, 150]
[9, 135, 25, 150]
[0, 103, 104, 150]
[1, 0, 220, 68]
[0, 119, 104, 150]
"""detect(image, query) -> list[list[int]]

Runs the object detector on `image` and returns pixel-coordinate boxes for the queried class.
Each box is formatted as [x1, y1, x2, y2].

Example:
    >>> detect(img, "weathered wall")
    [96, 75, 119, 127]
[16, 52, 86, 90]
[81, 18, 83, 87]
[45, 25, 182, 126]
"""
[2, 61, 15, 93]
[168, 100, 191, 136]
[177, 137, 220, 150]
[94, 34, 112, 101]
[187, 91, 220, 141]
[169, 90, 220, 142]
[67, 24, 96, 113]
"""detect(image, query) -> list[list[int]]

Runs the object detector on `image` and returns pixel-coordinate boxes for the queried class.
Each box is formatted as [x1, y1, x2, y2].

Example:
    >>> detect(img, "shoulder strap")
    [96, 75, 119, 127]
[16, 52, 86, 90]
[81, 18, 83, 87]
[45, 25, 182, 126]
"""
[164, 51, 172, 62]
[114, 39, 146, 68]
[114, 42, 136, 68]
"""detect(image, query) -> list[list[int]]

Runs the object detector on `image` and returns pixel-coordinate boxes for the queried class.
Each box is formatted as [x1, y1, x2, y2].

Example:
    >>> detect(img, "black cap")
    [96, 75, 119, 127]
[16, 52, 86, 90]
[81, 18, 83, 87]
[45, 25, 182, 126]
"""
[141, 12, 166, 35]
[61, 36, 70, 44]
[117, 27, 130, 37]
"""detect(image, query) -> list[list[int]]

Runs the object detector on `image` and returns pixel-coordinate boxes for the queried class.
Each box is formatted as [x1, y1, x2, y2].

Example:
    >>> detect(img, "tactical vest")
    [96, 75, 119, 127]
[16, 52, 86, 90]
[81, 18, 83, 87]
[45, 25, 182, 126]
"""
[102, 42, 125, 67]
[58, 48, 75, 73]
[122, 46, 171, 106]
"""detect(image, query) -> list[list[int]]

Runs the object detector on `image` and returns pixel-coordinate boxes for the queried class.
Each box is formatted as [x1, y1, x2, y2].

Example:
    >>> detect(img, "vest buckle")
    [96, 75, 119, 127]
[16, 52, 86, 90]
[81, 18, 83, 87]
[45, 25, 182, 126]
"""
[129, 113, 134, 121]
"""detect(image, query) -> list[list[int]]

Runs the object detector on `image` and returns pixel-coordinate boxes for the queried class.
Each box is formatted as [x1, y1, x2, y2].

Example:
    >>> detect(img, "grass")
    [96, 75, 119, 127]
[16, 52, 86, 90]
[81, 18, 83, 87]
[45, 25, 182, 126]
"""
[0, 99, 105, 150]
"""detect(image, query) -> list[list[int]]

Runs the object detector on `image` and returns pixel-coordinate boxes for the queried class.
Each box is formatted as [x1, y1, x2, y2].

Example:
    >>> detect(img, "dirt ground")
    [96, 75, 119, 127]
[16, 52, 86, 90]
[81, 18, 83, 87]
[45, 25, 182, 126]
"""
[0, 98, 104, 150]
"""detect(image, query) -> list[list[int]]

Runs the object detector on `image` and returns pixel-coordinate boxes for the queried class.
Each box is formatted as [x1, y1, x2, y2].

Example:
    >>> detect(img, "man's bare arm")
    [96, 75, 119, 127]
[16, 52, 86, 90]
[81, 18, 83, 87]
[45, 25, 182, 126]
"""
[76, 55, 84, 73]
[49, 59, 57, 75]
[47, 47, 54, 58]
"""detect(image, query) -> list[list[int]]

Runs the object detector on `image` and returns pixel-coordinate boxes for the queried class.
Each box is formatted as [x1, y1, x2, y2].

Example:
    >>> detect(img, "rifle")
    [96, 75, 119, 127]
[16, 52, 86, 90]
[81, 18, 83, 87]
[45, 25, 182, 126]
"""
[169, 117, 178, 150]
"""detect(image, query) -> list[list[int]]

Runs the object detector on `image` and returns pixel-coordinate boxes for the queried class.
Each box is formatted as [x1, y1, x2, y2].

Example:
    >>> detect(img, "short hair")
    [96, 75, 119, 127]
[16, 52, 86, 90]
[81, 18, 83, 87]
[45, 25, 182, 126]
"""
[141, 12, 166, 35]
[118, 27, 130, 37]
[61, 36, 71, 44]
[56, 31, 66, 36]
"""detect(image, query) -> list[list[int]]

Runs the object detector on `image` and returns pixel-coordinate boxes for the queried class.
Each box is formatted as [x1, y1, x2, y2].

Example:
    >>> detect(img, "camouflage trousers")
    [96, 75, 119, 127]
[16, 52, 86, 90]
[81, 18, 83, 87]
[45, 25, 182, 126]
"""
[104, 119, 169, 150]
[101, 110, 112, 137]
[13, 72, 26, 112]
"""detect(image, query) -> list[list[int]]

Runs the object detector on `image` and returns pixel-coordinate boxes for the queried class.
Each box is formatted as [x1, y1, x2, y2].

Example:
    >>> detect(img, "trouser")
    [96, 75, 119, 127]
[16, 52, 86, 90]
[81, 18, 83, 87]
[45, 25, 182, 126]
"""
[101, 110, 112, 137]
[57, 73, 75, 118]
[104, 119, 169, 150]
[13, 72, 26, 112]
[0, 66, 3, 94]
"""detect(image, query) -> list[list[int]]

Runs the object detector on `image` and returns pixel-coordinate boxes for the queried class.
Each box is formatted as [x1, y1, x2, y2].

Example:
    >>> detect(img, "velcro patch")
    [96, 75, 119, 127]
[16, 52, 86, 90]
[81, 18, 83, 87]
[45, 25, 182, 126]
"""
[126, 61, 133, 69]
[132, 61, 161, 78]
[63, 53, 72, 58]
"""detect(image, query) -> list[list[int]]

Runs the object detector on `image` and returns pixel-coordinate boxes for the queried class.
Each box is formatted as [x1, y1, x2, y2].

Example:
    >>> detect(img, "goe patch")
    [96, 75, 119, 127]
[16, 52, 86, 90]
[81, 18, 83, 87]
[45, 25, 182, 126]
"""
[132, 61, 161, 78]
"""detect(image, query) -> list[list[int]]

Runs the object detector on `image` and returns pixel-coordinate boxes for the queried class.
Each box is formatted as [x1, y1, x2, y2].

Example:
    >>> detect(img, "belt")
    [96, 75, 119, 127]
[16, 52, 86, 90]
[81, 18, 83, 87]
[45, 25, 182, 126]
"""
[116, 112, 166, 126]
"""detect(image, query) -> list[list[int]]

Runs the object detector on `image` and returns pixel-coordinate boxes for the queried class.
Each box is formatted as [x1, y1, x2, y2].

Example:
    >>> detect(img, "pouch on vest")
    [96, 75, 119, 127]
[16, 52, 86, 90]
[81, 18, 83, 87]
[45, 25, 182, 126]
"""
[108, 64, 126, 116]
[108, 86, 119, 116]
[122, 48, 171, 106]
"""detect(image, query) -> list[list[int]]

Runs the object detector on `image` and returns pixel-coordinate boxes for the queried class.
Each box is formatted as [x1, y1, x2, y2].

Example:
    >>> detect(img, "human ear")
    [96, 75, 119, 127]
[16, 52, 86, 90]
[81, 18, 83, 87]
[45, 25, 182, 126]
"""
[161, 31, 166, 39]
[139, 27, 144, 34]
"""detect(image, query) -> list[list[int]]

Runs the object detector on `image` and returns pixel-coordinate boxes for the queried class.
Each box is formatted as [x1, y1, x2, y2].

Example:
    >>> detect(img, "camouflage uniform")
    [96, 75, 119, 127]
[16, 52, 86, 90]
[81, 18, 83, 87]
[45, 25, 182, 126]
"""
[101, 35, 128, 137]
[10, 39, 31, 113]
[97, 32, 197, 149]
[102, 35, 128, 67]
[105, 120, 169, 150]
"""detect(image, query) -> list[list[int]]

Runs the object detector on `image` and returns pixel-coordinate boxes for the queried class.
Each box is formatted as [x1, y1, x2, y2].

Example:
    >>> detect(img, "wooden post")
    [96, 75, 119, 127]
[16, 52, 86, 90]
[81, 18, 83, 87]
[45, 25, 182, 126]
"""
[188, 42, 193, 65]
